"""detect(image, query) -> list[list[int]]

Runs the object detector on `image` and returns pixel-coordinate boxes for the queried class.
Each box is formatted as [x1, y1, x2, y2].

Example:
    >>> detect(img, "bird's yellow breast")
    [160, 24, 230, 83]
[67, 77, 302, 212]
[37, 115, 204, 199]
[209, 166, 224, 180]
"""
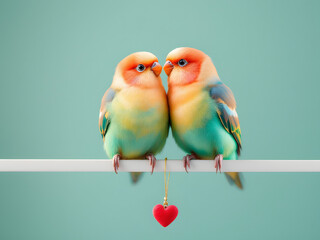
[112, 86, 168, 137]
[168, 83, 213, 134]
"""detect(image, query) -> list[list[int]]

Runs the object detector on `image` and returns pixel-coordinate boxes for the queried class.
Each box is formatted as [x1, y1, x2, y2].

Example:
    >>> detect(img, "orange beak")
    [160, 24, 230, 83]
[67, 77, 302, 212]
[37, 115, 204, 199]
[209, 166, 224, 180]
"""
[164, 61, 174, 76]
[151, 62, 162, 77]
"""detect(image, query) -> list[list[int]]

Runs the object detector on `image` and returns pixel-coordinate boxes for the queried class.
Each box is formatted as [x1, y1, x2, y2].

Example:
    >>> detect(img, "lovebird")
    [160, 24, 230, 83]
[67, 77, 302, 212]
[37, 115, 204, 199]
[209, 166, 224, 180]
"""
[99, 52, 169, 182]
[164, 47, 243, 189]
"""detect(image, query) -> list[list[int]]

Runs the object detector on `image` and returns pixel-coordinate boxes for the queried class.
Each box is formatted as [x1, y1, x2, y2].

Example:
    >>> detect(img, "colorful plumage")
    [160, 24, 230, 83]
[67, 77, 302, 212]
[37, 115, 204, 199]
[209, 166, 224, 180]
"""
[164, 47, 243, 189]
[99, 52, 169, 182]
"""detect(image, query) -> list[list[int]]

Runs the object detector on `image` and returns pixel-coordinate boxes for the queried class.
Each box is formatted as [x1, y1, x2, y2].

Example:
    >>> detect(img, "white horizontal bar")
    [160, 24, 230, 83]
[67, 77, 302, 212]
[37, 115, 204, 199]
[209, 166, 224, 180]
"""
[0, 160, 319, 172]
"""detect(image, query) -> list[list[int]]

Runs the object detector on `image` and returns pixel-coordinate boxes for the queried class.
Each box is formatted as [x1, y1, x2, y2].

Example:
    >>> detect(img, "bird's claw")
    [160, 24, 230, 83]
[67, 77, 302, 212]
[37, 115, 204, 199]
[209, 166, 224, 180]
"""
[146, 154, 156, 174]
[183, 154, 196, 173]
[113, 154, 121, 174]
[214, 154, 223, 173]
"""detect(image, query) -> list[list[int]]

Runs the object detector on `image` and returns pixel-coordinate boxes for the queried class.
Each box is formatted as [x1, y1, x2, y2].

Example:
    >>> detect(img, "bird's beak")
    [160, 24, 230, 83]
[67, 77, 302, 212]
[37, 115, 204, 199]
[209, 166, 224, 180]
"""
[164, 61, 174, 76]
[151, 62, 162, 77]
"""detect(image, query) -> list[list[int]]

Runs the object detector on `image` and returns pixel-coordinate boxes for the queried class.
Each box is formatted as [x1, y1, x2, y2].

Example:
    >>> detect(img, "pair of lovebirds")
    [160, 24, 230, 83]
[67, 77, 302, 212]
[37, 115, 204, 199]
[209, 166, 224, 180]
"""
[99, 47, 242, 189]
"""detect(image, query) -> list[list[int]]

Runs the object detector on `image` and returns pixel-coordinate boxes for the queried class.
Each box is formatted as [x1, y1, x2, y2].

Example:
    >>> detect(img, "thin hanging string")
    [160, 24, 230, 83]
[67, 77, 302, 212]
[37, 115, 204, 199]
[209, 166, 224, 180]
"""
[163, 157, 170, 208]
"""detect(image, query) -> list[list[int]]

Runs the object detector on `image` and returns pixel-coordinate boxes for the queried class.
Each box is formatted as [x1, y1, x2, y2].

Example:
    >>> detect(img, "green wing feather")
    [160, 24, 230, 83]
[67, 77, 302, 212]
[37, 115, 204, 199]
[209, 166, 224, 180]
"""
[209, 82, 242, 155]
[99, 88, 116, 140]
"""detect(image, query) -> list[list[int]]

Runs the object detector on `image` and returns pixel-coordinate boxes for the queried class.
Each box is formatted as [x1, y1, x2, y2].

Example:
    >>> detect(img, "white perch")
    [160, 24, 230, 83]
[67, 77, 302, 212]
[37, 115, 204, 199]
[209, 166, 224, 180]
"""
[0, 160, 319, 172]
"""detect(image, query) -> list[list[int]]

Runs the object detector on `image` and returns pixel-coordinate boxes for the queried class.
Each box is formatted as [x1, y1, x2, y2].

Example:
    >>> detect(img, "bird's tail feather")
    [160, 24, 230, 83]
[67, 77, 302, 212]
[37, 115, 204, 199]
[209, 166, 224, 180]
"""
[130, 172, 143, 183]
[225, 172, 243, 189]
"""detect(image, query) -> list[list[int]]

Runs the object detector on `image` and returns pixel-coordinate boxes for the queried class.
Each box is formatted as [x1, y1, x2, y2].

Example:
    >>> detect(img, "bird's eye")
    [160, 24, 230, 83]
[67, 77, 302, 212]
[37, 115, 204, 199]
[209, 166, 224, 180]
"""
[136, 64, 146, 72]
[178, 59, 188, 67]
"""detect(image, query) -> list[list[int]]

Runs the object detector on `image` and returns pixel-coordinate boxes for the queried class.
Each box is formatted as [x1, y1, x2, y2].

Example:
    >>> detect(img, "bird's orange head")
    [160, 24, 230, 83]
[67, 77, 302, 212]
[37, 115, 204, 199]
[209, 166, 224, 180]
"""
[164, 47, 219, 86]
[114, 52, 162, 88]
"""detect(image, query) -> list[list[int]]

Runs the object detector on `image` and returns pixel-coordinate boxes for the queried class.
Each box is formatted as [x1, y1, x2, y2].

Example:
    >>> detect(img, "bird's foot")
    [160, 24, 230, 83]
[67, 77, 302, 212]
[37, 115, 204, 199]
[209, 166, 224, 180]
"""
[183, 153, 196, 173]
[214, 154, 223, 173]
[112, 154, 121, 174]
[146, 154, 156, 174]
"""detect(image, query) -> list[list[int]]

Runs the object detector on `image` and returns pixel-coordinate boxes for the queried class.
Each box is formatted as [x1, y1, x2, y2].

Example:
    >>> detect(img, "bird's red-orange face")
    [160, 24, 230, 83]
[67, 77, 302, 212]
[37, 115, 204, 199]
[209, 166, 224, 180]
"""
[164, 47, 206, 86]
[118, 52, 162, 86]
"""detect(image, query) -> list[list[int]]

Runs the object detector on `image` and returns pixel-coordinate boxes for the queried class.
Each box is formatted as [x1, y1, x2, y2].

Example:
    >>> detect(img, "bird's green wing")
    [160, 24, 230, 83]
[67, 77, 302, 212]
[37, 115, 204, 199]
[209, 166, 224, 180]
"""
[99, 88, 116, 140]
[209, 82, 242, 155]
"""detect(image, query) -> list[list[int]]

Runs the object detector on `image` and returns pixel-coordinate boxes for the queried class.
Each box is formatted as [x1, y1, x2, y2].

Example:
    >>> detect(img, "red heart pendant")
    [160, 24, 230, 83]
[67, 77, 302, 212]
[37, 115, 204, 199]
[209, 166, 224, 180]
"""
[153, 204, 178, 227]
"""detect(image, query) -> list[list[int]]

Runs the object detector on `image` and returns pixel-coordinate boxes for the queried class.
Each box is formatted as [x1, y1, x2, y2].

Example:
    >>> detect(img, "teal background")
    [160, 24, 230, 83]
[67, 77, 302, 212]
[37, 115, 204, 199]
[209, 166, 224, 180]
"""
[0, 0, 320, 239]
